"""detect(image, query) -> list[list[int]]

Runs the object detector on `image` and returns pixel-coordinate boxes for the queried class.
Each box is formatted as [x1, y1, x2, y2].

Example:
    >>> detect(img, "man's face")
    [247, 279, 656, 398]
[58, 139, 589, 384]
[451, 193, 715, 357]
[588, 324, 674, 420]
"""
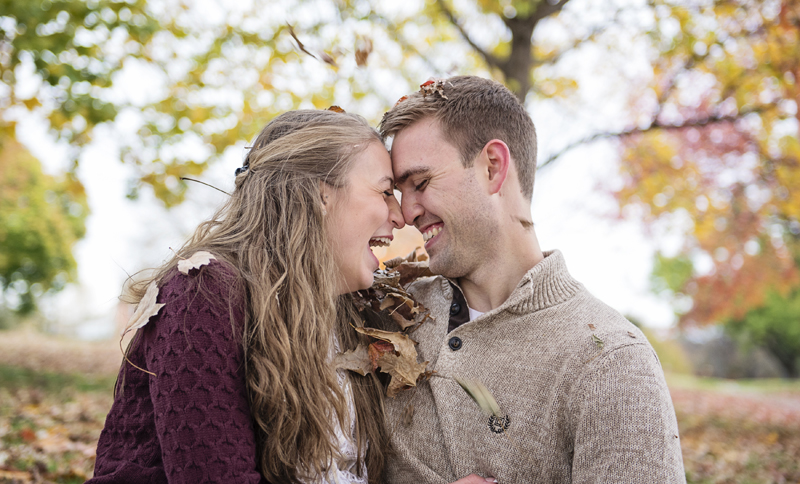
[391, 118, 497, 278]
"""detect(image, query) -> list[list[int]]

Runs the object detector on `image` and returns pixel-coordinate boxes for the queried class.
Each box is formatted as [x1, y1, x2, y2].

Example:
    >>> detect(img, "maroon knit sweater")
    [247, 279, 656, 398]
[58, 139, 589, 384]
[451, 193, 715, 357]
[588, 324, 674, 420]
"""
[89, 261, 267, 483]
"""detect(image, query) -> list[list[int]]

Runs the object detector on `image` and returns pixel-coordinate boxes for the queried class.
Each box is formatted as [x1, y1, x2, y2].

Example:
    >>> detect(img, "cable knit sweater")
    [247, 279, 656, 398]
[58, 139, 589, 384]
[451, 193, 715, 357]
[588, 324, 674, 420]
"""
[89, 261, 267, 483]
[383, 250, 685, 483]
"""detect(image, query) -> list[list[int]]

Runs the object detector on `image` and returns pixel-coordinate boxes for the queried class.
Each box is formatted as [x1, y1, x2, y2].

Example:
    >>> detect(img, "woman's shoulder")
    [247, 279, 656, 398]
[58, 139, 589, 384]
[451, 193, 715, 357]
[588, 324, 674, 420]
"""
[156, 255, 245, 322]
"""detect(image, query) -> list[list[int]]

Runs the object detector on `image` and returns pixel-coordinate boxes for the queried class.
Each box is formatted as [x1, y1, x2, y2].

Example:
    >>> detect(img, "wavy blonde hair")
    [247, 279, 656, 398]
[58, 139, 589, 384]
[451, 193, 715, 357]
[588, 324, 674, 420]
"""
[123, 110, 390, 483]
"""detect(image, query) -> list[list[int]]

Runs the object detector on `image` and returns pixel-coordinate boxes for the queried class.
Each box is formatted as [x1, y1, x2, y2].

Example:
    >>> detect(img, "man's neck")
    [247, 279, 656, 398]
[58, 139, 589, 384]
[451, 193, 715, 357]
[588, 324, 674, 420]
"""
[456, 229, 544, 313]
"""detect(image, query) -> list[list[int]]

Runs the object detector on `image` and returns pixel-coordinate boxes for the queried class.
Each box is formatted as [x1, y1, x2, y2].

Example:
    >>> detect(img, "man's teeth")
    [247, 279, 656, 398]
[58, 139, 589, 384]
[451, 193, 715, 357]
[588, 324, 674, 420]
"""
[422, 226, 441, 242]
[369, 237, 391, 248]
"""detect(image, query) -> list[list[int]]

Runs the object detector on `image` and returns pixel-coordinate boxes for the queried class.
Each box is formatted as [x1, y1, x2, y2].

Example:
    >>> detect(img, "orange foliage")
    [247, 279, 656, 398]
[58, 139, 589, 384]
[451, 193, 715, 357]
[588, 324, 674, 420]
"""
[614, 0, 800, 325]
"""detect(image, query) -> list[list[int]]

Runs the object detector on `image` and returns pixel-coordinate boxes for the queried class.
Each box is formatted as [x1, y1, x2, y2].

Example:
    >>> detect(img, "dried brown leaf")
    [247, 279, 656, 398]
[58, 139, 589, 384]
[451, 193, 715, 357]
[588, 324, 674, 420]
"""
[126, 281, 165, 331]
[178, 251, 216, 274]
[287, 25, 317, 60]
[368, 341, 395, 371]
[354, 327, 417, 356]
[378, 352, 429, 397]
[355, 37, 372, 67]
[373, 270, 401, 287]
[355, 327, 429, 397]
[334, 345, 372, 376]
[395, 261, 435, 286]
[390, 311, 416, 330]
[320, 52, 337, 67]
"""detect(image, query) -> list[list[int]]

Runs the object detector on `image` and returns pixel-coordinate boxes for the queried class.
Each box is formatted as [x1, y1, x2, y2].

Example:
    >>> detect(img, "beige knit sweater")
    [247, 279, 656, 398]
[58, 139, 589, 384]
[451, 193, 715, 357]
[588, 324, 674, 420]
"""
[383, 250, 685, 483]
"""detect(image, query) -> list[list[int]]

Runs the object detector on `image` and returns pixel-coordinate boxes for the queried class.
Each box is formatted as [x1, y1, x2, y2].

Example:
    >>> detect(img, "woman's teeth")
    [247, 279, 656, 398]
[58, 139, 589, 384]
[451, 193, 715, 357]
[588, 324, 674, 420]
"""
[422, 226, 441, 242]
[369, 237, 391, 248]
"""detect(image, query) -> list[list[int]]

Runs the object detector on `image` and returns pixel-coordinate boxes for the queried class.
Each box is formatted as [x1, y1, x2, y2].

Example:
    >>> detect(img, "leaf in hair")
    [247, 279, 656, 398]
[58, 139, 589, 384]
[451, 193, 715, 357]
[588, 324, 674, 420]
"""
[178, 251, 216, 274]
[126, 281, 165, 332]
[419, 78, 448, 99]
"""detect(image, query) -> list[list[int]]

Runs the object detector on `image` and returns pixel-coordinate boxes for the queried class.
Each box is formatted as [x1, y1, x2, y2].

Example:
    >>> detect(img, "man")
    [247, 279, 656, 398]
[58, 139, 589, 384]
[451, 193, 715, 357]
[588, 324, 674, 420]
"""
[379, 76, 685, 483]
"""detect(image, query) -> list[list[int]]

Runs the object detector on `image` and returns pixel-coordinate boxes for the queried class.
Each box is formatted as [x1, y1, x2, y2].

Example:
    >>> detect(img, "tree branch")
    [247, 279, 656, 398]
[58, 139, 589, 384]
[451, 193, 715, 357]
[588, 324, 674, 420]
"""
[531, 0, 572, 24]
[436, 0, 503, 70]
[537, 105, 772, 169]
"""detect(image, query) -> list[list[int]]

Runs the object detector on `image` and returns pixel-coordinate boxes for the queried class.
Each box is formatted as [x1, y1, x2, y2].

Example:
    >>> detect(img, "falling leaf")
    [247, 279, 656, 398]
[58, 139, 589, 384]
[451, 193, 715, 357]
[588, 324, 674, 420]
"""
[393, 95, 408, 107]
[287, 25, 317, 60]
[327, 105, 345, 113]
[588, 323, 596, 330]
[334, 345, 371, 376]
[592, 334, 604, 350]
[126, 281, 165, 331]
[320, 52, 337, 67]
[454, 376, 502, 417]
[178, 251, 216, 274]
[627, 331, 637, 338]
[355, 37, 372, 67]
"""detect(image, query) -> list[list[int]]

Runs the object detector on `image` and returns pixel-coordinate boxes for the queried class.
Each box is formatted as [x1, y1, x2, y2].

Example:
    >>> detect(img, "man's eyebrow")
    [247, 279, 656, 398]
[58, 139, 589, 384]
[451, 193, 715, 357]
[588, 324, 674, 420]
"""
[395, 167, 433, 186]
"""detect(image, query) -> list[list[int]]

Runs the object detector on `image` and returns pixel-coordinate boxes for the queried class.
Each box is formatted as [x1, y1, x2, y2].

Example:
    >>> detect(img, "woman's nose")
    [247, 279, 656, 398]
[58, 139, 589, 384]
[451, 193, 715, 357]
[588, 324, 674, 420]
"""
[387, 194, 404, 229]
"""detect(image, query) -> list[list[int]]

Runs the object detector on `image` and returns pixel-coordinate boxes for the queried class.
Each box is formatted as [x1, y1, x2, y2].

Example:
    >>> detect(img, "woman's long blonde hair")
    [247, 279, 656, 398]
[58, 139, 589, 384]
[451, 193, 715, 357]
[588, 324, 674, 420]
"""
[123, 110, 390, 483]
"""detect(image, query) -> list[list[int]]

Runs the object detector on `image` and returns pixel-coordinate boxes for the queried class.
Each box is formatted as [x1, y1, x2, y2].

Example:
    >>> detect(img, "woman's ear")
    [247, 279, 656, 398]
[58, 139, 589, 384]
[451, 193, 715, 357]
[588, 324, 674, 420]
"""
[318, 180, 333, 215]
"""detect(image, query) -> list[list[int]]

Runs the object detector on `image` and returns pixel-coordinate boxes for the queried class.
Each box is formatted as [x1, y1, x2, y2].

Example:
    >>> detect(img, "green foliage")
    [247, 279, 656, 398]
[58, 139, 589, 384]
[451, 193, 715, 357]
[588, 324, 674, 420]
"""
[727, 289, 800, 377]
[651, 252, 694, 294]
[0, 136, 88, 314]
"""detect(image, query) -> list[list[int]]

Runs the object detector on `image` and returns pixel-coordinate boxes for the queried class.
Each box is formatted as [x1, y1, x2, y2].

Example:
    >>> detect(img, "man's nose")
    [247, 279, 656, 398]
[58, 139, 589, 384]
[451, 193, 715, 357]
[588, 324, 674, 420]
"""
[401, 193, 423, 227]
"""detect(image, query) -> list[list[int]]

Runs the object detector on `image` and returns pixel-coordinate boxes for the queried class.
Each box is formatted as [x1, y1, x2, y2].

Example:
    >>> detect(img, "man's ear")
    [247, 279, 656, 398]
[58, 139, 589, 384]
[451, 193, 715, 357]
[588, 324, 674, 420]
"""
[482, 139, 511, 195]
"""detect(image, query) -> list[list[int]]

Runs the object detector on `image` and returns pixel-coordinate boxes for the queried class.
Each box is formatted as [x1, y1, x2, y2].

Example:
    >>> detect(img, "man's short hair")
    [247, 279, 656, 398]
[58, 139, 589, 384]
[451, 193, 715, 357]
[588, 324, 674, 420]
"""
[379, 76, 537, 199]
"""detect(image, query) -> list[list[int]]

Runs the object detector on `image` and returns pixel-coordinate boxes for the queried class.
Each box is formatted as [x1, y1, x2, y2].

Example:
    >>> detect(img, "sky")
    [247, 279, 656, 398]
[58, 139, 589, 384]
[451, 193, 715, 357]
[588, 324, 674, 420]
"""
[14, 0, 682, 339]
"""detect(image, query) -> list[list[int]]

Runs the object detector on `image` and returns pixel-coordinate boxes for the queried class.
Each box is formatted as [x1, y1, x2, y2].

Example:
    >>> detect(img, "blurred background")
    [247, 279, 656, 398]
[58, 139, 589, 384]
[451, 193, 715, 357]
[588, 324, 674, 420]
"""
[1, 0, 799, 481]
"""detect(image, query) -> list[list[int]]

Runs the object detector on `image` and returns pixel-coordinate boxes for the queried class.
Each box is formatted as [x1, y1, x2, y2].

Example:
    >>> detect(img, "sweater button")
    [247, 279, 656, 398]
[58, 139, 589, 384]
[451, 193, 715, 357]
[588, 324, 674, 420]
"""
[448, 336, 462, 351]
[450, 302, 461, 316]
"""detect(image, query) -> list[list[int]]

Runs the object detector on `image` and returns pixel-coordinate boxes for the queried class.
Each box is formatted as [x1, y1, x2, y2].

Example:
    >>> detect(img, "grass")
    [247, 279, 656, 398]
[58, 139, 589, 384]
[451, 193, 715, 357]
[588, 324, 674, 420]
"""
[666, 372, 800, 394]
[0, 364, 117, 395]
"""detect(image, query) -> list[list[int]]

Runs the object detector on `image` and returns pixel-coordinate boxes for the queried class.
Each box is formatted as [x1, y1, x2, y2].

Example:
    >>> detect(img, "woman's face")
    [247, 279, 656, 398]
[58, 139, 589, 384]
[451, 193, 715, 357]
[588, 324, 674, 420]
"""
[324, 141, 403, 294]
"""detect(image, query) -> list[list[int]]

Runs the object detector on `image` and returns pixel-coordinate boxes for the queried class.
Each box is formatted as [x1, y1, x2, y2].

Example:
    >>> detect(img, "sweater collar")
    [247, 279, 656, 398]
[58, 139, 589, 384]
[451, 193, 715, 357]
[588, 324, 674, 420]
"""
[439, 249, 582, 316]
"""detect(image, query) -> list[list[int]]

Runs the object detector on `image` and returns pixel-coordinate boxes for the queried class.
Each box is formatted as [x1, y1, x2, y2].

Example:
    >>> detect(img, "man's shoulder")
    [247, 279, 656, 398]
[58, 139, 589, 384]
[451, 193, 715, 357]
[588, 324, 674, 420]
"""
[554, 289, 651, 352]
[406, 274, 447, 301]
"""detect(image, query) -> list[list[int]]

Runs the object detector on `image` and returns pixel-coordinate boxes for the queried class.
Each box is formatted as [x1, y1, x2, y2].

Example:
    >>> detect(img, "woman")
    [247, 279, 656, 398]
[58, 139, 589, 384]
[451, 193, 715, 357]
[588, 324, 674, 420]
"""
[89, 110, 402, 483]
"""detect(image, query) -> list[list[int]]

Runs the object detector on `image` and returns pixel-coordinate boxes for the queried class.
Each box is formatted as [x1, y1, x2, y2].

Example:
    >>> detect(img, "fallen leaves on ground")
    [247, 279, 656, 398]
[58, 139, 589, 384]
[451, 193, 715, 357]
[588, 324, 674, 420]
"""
[669, 380, 800, 483]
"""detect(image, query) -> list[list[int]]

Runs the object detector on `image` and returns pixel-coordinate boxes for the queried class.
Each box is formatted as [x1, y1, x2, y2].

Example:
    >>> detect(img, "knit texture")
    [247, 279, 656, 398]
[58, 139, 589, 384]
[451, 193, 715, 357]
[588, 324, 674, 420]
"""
[383, 250, 685, 484]
[89, 261, 266, 484]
